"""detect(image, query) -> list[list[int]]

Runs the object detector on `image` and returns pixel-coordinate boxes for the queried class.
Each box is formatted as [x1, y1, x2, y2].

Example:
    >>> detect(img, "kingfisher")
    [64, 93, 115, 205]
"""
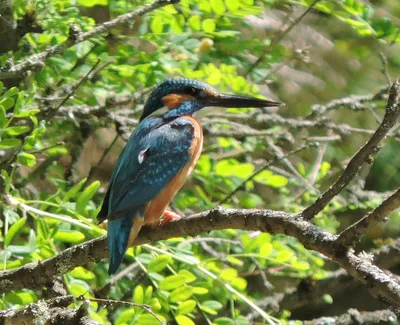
[97, 78, 281, 274]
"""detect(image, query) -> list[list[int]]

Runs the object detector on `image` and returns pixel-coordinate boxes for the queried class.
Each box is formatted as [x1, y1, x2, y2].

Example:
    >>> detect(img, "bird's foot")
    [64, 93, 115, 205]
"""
[160, 210, 182, 226]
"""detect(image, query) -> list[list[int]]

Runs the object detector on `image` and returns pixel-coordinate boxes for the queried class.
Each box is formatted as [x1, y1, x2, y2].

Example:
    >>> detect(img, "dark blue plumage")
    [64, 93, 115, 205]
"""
[98, 117, 195, 274]
[98, 78, 281, 275]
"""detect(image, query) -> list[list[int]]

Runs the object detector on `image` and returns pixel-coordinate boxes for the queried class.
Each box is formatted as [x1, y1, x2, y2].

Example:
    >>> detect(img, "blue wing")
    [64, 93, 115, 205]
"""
[97, 116, 195, 274]
[98, 116, 195, 220]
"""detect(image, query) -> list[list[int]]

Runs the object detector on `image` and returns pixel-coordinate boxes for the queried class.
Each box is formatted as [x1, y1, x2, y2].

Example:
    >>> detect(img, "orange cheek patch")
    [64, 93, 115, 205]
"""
[162, 94, 194, 109]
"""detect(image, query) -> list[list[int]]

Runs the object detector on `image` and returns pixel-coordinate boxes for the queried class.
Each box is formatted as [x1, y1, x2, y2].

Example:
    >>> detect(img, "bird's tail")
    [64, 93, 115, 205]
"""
[108, 210, 145, 275]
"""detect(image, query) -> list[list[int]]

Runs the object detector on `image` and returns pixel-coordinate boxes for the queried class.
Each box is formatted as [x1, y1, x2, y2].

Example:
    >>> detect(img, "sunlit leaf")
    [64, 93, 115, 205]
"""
[5, 218, 26, 246]
[76, 181, 100, 214]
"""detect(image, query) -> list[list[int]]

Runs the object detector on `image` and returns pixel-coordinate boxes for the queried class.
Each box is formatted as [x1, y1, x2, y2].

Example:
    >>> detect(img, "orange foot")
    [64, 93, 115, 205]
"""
[160, 210, 182, 226]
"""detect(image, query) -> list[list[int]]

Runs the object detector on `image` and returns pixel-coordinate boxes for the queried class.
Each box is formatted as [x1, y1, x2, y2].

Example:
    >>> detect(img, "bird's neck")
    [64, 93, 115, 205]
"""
[162, 101, 203, 120]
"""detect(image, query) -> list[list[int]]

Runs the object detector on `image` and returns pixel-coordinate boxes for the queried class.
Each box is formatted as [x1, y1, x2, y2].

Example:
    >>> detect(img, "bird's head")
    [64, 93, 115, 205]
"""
[140, 78, 281, 121]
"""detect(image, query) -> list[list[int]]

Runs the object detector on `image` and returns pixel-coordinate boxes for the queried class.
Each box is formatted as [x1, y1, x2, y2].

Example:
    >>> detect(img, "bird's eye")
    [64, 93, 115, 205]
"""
[190, 87, 197, 94]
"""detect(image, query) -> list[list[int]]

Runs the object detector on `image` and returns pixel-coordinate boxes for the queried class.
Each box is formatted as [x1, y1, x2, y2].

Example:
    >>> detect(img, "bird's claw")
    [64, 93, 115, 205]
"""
[160, 210, 182, 226]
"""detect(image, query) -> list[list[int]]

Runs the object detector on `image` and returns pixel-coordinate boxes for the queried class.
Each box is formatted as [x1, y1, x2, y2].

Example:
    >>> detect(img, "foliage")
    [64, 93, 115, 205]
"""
[0, 0, 400, 324]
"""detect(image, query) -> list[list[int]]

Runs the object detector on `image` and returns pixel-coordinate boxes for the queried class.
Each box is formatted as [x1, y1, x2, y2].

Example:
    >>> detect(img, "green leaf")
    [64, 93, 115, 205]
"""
[4, 87, 19, 98]
[177, 300, 196, 315]
[192, 287, 208, 295]
[292, 261, 310, 271]
[202, 300, 223, 314]
[211, 0, 226, 15]
[0, 139, 21, 149]
[54, 230, 85, 244]
[169, 286, 193, 303]
[5, 126, 30, 136]
[14, 91, 25, 114]
[215, 160, 254, 178]
[371, 17, 393, 37]
[255, 171, 288, 188]
[202, 19, 216, 33]
[150, 298, 162, 311]
[225, 0, 240, 13]
[76, 181, 100, 214]
[0, 105, 6, 129]
[0, 98, 14, 110]
[231, 277, 247, 291]
[259, 243, 273, 257]
[179, 269, 196, 283]
[239, 193, 263, 208]
[145, 285, 153, 303]
[5, 218, 26, 246]
[188, 16, 201, 31]
[136, 313, 166, 325]
[159, 275, 188, 291]
[219, 268, 237, 281]
[133, 285, 144, 304]
[17, 152, 36, 167]
[175, 315, 195, 325]
[48, 146, 68, 156]
[267, 175, 288, 188]
[15, 109, 41, 118]
[5, 291, 37, 305]
[69, 279, 91, 296]
[70, 266, 96, 280]
[78, 0, 108, 6]
[226, 256, 243, 266]
[116, 308, 135, 325]
[276, 250, 292, 262]
[148, 254, 172, 272]
[64, 178, 87, 201]
[151, 16, 164, 34]
[214, 317, 235, 325]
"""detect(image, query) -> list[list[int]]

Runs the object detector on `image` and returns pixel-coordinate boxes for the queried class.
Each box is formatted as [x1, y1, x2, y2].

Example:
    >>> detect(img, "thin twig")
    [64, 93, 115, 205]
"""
[218, 144, 311, 205]
[302, 80, 400, 220]
[87, 134, 119, 182]
[54, 60, 102, 112]
[265, 137, 317, 192]
[338, 187, 400, 245]
[379, 52, 391, 86]
[245, 0, 321, 76]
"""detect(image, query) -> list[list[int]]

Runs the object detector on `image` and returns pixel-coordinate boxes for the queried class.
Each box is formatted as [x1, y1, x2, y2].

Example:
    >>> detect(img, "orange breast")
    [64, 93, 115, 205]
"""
[144, 116, 203, 226]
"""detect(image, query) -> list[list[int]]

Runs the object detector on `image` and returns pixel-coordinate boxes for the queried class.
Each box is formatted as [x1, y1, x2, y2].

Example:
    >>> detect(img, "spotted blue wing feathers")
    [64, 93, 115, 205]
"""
[97, 117, 195, 274]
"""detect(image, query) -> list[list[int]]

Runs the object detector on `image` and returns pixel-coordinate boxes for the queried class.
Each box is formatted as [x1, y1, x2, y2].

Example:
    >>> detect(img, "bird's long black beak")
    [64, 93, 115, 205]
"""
[206, 93, 282, 108]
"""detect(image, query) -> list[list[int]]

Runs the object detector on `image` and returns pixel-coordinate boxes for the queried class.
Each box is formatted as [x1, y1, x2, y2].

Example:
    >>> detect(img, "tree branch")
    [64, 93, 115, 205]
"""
[299, 309, 397, 325]
[338, 187, 400, 245]
[1, 207, 400, 308]
[0, 295, 101, 325]
[0, 0, 179, 80]
[302, 79, 400, 220]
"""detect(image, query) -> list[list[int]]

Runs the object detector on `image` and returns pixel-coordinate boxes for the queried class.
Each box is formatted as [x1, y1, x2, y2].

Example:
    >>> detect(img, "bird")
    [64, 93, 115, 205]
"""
[97, 78, 281, 275]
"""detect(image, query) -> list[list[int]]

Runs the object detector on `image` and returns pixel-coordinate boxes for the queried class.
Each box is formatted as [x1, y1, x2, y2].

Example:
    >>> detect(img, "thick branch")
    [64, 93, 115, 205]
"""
[1, 208, 400, 308]
[0, 0, 179, 80]
[302, 79, 400, 220]
[0, 296, 78, 325]
[300, 309, 397, 325]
